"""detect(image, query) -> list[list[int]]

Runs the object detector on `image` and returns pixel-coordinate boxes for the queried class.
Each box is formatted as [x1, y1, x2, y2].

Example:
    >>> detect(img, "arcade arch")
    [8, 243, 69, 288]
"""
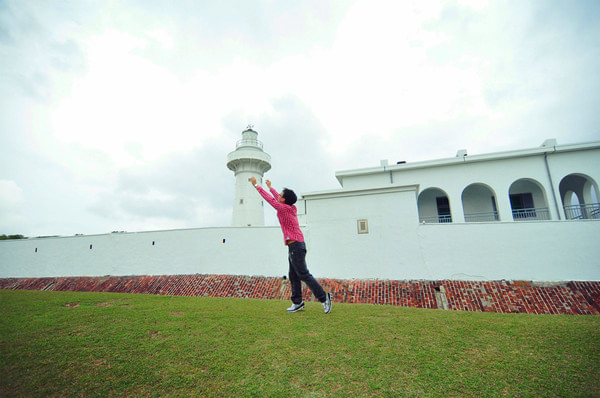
[418, 188, 452, 223]
[462, 183, 499, 222]
[559, 174, 600, 220]
[509, 179, 550, 221]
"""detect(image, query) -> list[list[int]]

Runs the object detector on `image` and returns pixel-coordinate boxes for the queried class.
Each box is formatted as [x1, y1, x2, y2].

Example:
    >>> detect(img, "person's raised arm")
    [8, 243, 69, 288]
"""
[250, 177, 285, 210]
[266, 180, 279, 199]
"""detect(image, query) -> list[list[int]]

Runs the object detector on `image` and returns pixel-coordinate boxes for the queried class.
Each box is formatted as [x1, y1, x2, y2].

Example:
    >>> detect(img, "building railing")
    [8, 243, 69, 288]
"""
[512, 207, 551, 221]
[564, 203, 600, 220]
[420, 204, 600, 223]
[464, 211, 499, 222]
[236, 139, 263, 149]
[420, 215, 452, 224]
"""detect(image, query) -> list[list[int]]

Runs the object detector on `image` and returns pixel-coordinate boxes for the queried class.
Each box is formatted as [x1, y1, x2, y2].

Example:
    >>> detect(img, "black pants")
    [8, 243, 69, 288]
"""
[288, 241, 326, 304]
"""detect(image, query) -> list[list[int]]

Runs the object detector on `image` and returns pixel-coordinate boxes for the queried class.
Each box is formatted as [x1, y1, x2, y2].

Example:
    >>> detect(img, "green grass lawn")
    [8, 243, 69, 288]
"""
[1, 290, 598, 397]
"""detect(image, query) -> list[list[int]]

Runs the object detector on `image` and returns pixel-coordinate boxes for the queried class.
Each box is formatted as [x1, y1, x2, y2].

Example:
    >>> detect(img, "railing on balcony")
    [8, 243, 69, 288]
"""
[564, 203, 600, 220]
[420, 215, 453, 224]
[420, 204, 600, 223]
[512, 207, 551, 221]
[236, 139, 263, 149]
[464, 211, 499, 222]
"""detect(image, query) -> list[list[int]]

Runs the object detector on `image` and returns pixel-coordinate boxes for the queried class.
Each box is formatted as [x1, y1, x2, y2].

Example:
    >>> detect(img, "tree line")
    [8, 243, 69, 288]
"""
[0, 234, 26, 240]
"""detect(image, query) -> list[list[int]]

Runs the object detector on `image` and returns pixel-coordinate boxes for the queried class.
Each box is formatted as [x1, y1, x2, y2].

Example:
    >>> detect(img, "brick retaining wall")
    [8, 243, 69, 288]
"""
[1, 275, 599, 315]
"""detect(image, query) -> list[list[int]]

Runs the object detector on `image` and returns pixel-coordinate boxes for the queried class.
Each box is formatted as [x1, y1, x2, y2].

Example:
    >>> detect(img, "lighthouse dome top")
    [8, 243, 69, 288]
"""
[226, 126, 271, 173]
[237, 127, 263, 149]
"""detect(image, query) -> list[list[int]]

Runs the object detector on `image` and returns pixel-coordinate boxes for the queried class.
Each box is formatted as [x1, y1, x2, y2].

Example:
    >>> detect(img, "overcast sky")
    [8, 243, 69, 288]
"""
[1, 0, 599, 237]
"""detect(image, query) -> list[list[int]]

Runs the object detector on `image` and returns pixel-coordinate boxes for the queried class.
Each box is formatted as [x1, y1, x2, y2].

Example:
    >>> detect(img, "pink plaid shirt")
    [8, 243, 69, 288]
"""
[256, 186, 304, 245]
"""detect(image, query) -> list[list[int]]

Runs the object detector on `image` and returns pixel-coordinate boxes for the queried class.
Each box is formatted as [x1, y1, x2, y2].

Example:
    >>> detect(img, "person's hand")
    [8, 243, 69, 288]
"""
[249, 176, 257, 185]
[266, 180, 272, 189]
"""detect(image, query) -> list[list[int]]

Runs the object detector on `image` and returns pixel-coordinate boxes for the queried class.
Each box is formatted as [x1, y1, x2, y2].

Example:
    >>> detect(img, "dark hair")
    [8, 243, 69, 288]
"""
[281, 188, 297, 205]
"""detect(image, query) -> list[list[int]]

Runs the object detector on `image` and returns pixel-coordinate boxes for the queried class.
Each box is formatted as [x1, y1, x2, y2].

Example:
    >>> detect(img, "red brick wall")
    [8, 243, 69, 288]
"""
[1, 275, 598, 315]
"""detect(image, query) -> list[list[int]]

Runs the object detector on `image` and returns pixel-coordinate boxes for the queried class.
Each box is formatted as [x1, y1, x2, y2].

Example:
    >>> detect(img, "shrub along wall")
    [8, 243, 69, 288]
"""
[1, 275, 598, 315]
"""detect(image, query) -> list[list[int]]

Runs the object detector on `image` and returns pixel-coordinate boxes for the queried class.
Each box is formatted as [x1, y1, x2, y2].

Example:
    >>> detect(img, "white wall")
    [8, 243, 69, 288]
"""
[2, 212, 599, 281]
[0, 227, 290, 278]
[302, 186, 425, 279]
[301, 184, 600, 281]
[416, 221, 600, 281]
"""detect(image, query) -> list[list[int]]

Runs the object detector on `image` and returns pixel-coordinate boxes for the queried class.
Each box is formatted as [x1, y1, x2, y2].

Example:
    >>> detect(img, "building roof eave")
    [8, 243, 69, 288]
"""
[301, 184, 419, 201]
[335, 140, 600, 182]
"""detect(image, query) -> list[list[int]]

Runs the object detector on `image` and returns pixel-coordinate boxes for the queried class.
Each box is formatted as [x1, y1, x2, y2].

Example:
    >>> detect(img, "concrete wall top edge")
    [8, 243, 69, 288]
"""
[0, 225, 283, 242]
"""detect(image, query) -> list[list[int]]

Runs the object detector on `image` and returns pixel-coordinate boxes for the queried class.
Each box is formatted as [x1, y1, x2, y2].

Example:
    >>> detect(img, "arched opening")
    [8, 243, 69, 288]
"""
[418, 188, 452, 223]
[509, 179, 551, 221]
[564, 191, 583, 219]
[560, 174, 600, 220]
[462, 183, 499, 222]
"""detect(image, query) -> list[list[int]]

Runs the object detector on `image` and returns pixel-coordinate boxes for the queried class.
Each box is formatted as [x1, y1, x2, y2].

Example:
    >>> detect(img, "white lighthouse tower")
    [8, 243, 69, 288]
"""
[226, 127, 272, 226]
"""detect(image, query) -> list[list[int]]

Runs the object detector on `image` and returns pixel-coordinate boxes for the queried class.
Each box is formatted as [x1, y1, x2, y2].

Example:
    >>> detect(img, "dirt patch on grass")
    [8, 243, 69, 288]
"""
[63, 302, 80, 308]
[170, 311, 184, 317]
[95, 302, 112, 307]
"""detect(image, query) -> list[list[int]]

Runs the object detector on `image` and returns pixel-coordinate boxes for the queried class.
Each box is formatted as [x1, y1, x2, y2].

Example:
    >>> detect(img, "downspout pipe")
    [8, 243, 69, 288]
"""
[381, 160, 393, 184]
[544, 149, 561, 220]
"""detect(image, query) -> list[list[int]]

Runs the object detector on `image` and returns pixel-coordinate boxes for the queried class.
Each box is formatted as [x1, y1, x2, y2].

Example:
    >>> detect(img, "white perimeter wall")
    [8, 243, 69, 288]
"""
[415, 221, 600, 281]
[1, 217, 599, 281]
[0, 227, 290, 278]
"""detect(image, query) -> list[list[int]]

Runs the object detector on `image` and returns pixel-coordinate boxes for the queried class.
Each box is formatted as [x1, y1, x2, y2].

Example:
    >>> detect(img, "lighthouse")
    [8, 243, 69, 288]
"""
[226, 127, 272, 226]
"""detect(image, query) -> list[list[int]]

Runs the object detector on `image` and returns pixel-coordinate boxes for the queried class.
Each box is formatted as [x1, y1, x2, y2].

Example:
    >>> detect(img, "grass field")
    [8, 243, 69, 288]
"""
[1, 290, 599, 397]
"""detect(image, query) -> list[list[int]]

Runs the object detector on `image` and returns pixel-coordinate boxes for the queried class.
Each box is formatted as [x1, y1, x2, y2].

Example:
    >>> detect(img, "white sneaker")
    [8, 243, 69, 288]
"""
[287, 302, 305, 313]
[322, 293, 332, 314]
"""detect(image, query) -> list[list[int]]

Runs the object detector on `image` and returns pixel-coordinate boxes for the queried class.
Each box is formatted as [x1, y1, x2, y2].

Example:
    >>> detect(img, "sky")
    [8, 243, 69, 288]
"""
[1, 0, 599, 237]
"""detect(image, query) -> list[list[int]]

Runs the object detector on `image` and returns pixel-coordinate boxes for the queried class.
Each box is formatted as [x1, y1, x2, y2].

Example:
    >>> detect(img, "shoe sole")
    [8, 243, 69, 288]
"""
[287, 304, 305, 313]
[324, 293, 332, 314]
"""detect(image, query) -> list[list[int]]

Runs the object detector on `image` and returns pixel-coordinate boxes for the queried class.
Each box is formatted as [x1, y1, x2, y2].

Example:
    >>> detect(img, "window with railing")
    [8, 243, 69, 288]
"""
[462, 185, 500, 222]
[418, 188, 453, 224]
[509, 193, 550, 221]
[512, 207, 551, 221]
[420, 215, 453, 224]
[464, 211, 499, 222]
[436, 197, 451, 223]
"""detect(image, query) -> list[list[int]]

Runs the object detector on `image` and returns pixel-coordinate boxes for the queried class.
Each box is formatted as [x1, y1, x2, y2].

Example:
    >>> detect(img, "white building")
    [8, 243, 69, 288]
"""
[1, 138, 599, 281]
[326, 138, 599, 224]
[296, 139, 600, 281]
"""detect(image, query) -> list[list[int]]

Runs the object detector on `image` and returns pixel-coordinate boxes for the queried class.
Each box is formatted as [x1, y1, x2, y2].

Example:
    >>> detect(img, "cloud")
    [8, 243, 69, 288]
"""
[0, 180, 23, 210]
[0, 1, 88, 102]
[0, 180, 25, 234]
[87, 95, 338, 230]
[123, 1, 351, 71]
[1, 0, 598, 238]
[237, 95, 338, 193]
[88, 138, 234, 229]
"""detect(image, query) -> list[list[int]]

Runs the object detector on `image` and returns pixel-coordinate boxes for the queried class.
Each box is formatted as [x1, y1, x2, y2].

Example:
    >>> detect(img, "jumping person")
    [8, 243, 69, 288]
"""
[249, 176, 332, 314]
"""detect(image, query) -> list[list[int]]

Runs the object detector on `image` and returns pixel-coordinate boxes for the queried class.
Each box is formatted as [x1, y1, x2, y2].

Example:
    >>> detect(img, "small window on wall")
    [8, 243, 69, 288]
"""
[357, 219, 369, 234]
